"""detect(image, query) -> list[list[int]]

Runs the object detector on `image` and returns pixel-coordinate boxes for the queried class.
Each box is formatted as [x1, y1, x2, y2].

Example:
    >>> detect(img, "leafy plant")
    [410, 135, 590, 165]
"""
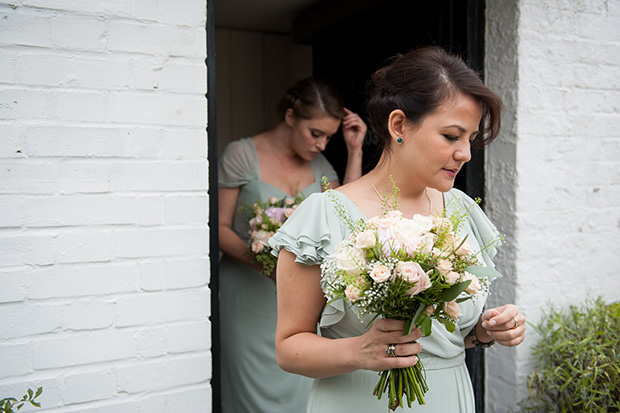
[520, 297, 620, 412]
[1, 388, 42, 412]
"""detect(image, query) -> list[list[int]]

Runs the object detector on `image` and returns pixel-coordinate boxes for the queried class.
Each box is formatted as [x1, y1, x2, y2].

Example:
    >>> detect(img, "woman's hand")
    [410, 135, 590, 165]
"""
[341, 108, 367, 151]
[354, 318, 423, 372]
[477, 304, 525, 347]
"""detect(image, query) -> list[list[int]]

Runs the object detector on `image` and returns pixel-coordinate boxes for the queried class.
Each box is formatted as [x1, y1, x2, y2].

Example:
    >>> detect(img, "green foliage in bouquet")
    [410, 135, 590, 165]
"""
[520, 297, 620, 412]
[1, 388, 43, 412]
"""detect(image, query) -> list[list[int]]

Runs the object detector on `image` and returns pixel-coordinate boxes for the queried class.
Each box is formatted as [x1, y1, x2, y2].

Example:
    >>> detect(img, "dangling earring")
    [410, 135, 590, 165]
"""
[396, 137, 403, 144]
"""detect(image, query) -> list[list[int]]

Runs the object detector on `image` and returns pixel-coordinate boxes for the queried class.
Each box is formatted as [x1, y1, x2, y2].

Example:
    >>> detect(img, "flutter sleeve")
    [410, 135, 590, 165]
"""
[269, 191, 346, 265]
[218, 138, 258, 188]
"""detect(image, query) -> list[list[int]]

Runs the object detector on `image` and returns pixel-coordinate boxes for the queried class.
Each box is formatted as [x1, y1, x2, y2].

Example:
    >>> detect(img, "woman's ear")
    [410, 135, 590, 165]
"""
[387, 109, 406, 144]
[284, 108, 296, 127]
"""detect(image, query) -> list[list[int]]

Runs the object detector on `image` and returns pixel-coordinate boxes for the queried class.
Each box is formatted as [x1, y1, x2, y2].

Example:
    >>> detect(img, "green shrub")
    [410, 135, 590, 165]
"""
[520, 297, 620, 412]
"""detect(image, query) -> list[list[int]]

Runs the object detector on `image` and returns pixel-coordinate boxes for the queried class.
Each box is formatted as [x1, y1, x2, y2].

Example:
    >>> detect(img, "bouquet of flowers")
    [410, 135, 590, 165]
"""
[243, 194, 303, 277]
[320, 188, 501, 410]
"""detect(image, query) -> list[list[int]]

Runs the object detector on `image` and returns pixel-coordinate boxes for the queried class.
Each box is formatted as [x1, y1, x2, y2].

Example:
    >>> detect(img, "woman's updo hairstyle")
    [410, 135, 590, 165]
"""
[276, 76, 346, 122]
[366, 46, 502, 152]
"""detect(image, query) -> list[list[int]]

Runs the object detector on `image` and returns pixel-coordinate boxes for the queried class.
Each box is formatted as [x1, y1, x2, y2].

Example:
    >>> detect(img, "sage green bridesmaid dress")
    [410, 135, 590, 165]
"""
[269, 189, 502, 412]
[218, 137, 338, 412]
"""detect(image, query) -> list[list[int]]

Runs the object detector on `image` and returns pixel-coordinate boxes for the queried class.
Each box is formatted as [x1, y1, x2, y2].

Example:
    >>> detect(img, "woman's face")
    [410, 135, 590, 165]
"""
[399, 92, 482, 192]
[287, 111, 341, 161]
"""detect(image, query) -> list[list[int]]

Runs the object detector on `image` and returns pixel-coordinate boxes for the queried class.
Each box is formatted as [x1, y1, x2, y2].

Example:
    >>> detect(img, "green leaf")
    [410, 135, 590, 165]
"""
[464, 265, 503, 279]
[438, 317, 456, 333]
[420, 316, 433, 336]
[34, 388, 42, 398]
[438, 281, 470, 301]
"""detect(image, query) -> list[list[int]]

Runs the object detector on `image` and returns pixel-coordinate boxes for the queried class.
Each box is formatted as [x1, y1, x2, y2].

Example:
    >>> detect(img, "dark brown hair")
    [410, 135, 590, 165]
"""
[276, 77, 346, 121]
[366, 46, 502, 152]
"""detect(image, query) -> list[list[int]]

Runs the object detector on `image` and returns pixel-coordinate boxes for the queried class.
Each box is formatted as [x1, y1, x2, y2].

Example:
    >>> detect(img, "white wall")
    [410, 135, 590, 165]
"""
[485, 0, 620, 411]
[0, 1, 210, 411]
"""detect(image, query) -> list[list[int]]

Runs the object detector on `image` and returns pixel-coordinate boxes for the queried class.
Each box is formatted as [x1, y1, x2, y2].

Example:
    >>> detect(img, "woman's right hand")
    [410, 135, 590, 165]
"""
[355, 318, 423, 372]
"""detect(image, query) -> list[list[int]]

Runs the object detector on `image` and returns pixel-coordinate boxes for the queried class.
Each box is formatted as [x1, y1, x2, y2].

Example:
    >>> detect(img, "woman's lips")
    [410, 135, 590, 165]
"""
[443, 168, 460, 178]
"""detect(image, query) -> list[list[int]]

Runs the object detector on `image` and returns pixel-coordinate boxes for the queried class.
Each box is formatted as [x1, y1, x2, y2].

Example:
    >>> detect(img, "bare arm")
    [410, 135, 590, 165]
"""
[341, 108, 366, 185]
[275, 249, 423, 378]
[218, 186, 263, 273]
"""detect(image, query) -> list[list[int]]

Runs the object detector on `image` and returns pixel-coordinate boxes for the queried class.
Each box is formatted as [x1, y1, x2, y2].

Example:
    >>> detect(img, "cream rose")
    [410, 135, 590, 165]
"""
[284, 208, 295, 218]
[444, 300, 462, 320]
[284, 198, 295, 206]
[462, 272, 481, 294]
[344, 284, 362, 302]
[355, 230, 376, 249]
[255, 230, 271, 243]
[334, 244, 366, 276]
[268, 196, 279, 205]
[393, 214, 434, 247]
[395, 261, 431, 296]
[370, 264, 391, 283]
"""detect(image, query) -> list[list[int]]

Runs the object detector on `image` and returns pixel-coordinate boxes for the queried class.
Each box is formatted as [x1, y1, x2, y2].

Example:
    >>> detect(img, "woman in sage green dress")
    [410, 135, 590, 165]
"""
[269, 47, 527, 412]
[218, 77, 367, 412]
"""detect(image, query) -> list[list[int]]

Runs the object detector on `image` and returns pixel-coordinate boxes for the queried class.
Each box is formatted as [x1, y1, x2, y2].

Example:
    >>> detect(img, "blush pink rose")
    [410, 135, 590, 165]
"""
[369, 264, 391, 283]
[395, 261, 431, 296]
[251, 241, 265, 253]
[437, 259, 453, 275]
[455, 238, 472, 256]
[344, 284, 362, 302]
[268, 196, 279, 205]
[444, 300, 462, 320]
[445, 271, 461, 284]
[462, 272, 481, 294]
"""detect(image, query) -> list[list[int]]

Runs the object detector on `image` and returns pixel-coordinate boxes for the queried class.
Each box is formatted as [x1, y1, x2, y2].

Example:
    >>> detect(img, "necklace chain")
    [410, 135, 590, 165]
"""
[370, 182, 432, 216]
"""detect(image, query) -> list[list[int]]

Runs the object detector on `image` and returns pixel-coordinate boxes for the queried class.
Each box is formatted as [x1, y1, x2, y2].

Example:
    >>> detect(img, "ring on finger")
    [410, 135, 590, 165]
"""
[513, 317, 519, 329]
[385, 344, 397, 357]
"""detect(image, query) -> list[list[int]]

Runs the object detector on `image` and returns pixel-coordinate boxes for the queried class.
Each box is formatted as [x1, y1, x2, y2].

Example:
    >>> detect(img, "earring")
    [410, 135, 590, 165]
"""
[396, 137, 403, 144]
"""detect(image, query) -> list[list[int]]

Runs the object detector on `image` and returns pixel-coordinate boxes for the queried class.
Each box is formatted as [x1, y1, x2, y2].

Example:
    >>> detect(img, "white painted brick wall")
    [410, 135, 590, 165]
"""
[486, 0, 620, 411]
[0, 1, 210, 411]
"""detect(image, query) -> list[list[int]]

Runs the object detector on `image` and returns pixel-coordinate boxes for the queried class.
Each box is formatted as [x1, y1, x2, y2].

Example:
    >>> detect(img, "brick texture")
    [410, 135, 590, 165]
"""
[0, 1, 210, 411]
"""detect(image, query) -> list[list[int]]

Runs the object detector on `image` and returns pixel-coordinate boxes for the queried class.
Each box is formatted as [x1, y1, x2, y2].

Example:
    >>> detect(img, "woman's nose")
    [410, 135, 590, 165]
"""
[316, 138, 327, 151]
[455, 141, 471, 162]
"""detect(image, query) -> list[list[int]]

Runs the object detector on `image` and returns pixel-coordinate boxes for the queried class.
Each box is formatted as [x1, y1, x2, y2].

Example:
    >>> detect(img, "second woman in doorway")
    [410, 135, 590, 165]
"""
[218, 77, 367, 412]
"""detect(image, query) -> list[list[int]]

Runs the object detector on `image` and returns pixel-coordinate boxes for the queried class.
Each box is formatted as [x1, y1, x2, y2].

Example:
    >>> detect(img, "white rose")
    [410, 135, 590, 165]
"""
[334, 244, 366, 276]
[369, 264, 391, 283]
[355, 230, 376, 248]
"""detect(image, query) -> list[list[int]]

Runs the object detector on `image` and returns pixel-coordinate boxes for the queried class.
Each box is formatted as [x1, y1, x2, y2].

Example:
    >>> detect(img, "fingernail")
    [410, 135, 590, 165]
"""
[489, 320, 497, 327]
[482, 322, 488, 329]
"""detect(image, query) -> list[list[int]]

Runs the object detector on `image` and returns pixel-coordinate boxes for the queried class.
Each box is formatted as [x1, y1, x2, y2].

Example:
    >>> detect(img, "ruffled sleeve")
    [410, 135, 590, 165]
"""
[312, 153, 339, 184]
[218, 138, 258, 188]
[269, 191, 349, 265]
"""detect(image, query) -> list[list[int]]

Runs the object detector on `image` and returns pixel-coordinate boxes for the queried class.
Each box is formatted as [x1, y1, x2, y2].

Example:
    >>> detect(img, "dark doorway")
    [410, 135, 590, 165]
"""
[293, 0, 487, 411]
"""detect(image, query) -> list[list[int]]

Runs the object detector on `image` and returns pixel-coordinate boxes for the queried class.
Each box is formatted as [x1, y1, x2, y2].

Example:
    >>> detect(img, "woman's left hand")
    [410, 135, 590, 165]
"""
[479, 304, 525, 347]
[341, 108, 367, 151]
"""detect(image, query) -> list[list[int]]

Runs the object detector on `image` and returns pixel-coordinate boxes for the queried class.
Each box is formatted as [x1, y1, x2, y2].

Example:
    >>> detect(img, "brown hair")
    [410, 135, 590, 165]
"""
[366, 46, 502, 152]
[276, 77, 345, 121]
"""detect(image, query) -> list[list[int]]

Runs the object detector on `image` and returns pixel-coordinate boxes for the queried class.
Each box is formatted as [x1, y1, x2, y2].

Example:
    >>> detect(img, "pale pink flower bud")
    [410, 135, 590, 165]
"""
[437, 259, 453, 275]
[462, 272, 481, 294]
[344, 285, 362, 302]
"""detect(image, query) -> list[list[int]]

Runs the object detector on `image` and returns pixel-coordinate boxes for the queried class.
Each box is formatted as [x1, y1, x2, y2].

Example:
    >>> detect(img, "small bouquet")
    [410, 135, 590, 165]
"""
[321, 186, 501, 410]
[243, 194, 303, 277]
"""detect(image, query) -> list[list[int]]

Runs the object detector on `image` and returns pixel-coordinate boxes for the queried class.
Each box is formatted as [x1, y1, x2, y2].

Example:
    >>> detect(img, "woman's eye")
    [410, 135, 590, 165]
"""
[311, 131, 321, 138]
[443, 134, 459, 141]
